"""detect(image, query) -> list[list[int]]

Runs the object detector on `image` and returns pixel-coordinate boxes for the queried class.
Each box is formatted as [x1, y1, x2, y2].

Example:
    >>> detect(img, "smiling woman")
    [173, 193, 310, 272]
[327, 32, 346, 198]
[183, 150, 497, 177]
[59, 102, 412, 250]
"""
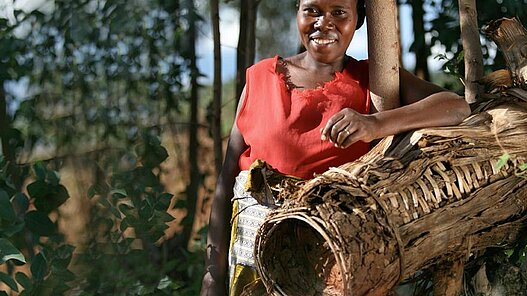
[296, 0, 364, 65]
[200, 0, 470, 295]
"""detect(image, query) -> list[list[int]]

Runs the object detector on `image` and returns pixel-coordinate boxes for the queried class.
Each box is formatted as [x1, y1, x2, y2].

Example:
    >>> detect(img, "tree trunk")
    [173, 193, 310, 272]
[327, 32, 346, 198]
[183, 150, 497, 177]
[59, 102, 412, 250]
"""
[458, 0, 484, 103]
[245, 0, 259, 68]
[210, 0, 222, 175]
[410, 0, 430, 81]
[235, 0, 259, 107]
[235, 0, 247, 106]
[0, 80, 21, 189]
[253, 18, 527, 296]
[183, 0, 200, 249]
[366, 0, 400, 113]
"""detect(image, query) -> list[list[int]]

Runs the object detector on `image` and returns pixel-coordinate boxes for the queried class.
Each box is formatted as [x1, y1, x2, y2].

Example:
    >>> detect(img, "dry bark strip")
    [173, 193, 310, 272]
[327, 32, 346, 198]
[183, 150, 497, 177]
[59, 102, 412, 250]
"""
[253, 18, 527, 296]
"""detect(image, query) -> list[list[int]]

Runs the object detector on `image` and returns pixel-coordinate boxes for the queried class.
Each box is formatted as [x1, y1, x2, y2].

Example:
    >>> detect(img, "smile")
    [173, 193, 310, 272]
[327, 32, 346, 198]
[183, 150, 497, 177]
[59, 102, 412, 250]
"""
[311, 38, 337, 45]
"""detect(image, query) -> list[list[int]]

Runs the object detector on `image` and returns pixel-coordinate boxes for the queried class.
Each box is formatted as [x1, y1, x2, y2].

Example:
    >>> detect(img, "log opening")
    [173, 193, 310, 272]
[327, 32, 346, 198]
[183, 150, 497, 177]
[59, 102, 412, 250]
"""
[256, 215, 345, 296]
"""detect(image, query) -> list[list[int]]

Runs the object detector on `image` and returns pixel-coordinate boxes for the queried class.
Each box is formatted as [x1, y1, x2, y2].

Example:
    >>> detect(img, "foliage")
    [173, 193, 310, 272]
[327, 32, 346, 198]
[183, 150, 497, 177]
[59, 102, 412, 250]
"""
[0, 0, 206, 295]
[72, 129, 187, 295]
[0, 131, 207, 295]
[428, 0, 527, 76]
[4, 0, 189, 160]
[0, 157, 77, 295]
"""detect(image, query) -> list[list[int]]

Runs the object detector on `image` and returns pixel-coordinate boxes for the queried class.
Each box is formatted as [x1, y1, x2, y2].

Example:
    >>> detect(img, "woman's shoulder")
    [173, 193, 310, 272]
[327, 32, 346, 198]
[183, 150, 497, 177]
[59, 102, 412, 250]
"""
[344, 57, 369, 79]
[345, 56, 369, 70]
[248, 55, 280, 72]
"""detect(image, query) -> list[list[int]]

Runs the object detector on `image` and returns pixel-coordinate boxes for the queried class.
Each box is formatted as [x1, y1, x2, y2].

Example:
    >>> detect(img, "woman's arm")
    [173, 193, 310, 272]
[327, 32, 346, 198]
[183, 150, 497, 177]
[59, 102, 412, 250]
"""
[200, 89, 248, 296]
[321, 68, 471, 148]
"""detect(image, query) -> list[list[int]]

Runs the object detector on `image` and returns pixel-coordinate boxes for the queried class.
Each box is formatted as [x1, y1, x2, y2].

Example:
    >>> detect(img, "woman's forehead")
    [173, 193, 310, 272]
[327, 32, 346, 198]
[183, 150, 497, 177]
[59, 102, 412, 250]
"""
[298, 0, 357, 7]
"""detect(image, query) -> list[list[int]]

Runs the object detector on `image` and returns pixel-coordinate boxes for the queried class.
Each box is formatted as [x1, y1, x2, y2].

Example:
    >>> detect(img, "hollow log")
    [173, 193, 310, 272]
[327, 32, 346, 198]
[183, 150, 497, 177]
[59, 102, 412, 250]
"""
[253, 18, 527, 296]
[482, 18, 527, 87]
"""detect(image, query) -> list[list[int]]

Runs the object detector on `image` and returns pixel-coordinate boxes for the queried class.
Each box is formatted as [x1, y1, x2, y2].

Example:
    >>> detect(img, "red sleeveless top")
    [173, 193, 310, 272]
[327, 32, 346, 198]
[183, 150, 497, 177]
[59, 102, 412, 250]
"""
[236, 56, 370, 179]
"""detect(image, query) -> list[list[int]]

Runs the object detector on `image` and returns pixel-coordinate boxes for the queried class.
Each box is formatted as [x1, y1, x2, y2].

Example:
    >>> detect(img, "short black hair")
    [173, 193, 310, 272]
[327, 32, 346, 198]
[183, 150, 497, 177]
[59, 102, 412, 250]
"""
[356, 0, 365, 30]
[296, 0, 366, 30]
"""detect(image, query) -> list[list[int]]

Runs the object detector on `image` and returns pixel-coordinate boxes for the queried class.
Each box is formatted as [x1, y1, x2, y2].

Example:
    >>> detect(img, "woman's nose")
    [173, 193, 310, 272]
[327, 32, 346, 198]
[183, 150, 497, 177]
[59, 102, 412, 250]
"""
[314, 14, 335, 31]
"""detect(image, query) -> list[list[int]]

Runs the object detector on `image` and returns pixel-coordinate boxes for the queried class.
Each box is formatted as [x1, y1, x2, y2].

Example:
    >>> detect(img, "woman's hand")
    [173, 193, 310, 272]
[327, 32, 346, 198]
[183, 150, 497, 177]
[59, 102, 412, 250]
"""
[321, 108, 379, 148]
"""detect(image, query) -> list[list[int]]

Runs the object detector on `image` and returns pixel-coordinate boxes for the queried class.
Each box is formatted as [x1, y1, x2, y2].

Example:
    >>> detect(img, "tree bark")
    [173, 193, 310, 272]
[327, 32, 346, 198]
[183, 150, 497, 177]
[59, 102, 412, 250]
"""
[210, 0, 222, 175]
[366, 0, 400, 112]
[433, 259, 465, 296]
[482, 17, 527, 87]
[0, 80, 21, 189]
[183, 0, 200, 249]
[235, 0, 248, 106]
[0, 81, 11, 162]
[458, 0, 484, 103]
[235, 0, 259, 107]
[410, 0, 430, 81]
[245, 0, 259, 68]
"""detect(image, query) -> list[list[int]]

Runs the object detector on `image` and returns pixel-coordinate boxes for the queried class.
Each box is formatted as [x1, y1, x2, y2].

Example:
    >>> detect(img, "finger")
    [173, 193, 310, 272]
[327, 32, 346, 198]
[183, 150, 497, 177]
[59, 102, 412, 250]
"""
[321, 113, 344, 141]
[330, 121, 351, 142]
[336, 124, 359, 147]
[339, 127, 364, 148]
[335, 128, 351, 147]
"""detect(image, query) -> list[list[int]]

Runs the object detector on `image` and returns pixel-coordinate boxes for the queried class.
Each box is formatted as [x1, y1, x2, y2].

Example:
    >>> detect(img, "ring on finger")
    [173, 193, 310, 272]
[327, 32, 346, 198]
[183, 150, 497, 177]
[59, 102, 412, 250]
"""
[341, 129, 350, 136]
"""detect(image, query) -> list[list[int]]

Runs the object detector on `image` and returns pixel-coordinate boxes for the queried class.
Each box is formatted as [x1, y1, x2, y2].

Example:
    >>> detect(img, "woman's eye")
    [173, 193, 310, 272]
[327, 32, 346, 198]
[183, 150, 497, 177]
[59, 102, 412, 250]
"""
[332, 10, 346, 16]
[304, 8, 319, 16]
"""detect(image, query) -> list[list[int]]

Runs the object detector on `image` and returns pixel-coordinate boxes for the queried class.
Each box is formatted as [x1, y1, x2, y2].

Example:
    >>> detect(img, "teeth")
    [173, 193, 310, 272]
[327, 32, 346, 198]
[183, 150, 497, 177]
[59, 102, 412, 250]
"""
[312, 38, 336, 45]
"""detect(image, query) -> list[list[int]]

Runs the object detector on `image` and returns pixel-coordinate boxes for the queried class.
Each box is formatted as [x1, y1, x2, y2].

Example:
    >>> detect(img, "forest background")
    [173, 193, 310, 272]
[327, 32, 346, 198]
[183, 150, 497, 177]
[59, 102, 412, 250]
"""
[0, 0, 526, 295]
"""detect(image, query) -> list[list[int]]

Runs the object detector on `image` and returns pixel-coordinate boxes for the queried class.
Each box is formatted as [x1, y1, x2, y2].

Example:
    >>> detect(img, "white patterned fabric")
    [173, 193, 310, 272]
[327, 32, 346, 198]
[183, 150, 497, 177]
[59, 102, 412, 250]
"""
[228, 170, 273, 287]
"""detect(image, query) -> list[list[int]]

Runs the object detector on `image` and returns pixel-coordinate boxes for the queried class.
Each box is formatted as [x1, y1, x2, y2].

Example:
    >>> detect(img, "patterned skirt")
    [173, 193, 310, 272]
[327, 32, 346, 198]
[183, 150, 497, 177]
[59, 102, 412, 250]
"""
[228, 170, 272, 296]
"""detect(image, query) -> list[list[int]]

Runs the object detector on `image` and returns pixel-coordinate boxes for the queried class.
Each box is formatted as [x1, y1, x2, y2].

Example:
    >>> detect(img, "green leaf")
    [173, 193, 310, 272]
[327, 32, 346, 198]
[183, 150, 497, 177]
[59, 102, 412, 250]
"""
[173, 199, 187, 209]
[110, 188, 127, 198]
[15, 272, 31, 289]
[495, 153, 510, 171]
[53, 245, 75, 269]
[0, 272, 18, 292]
[25, 211, 56, 236]
[519, 163, 527, 171]
[88, 185, 97, 199]
[157, 211, 175, 223]
[0, 238, 26, 264]
[33, 162, 46, 180]
[2, 220, 25, 237]
[118, 203, 134, 215]
[155, 193, 173, 211]
[31, 252, 48, 281]
[120, 218, 129, 232]
[27, 180, 49, 199]
[110, 205, 122, 219]
[156, 276, 172, 290]
[139, 203, 153, 220]
[30, 182, 69, 213]
[0, 189, 16, 222]
[46, 170, 61, 186]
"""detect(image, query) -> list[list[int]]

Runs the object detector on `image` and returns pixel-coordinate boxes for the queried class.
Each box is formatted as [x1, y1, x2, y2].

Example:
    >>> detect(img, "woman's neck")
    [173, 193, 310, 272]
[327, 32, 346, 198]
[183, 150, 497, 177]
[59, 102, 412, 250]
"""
[281, 53, 349, 90]
[299, 52, 347, 74]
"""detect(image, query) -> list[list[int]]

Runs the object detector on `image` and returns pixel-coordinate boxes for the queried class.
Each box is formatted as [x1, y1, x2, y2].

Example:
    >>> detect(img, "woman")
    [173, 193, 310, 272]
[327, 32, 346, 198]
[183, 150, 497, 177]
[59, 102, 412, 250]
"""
[200, 0, 471, 295]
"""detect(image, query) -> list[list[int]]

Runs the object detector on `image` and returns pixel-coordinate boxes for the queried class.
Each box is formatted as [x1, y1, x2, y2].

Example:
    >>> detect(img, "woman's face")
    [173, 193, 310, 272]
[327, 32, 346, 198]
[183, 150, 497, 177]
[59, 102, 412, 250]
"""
[297, 0, 358, 64]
